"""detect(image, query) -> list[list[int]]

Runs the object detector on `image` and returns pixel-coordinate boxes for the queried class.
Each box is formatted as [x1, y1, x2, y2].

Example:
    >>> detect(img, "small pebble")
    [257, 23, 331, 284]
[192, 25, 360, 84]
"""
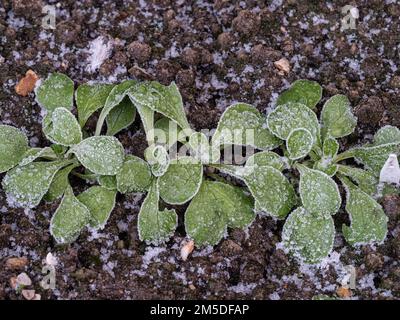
[15, 70, 39, 96]
[6, 257, 28, 270]
[22, 289, 36, 300]
[16, 272, 32, 287]
[274, 58, 290, 73]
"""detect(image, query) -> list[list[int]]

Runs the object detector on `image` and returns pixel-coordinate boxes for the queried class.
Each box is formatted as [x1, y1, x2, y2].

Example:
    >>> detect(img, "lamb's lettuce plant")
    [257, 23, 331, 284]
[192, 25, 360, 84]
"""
[0, 75, 396, 265]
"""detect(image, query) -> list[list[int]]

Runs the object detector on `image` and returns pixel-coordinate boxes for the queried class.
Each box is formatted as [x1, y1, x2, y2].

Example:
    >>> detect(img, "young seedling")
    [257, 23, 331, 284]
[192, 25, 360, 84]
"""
[0, 76, 396, 266]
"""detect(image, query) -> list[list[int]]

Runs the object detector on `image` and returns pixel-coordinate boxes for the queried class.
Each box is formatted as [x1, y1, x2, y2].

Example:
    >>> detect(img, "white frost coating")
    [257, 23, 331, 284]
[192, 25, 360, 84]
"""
[86, 36, 113, 73]
[379, 154, 400, 185]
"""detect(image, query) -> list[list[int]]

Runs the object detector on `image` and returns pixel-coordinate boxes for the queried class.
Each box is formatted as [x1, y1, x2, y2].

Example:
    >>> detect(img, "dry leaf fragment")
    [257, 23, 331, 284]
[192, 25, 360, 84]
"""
[274, 58, 290, 73]
[180, 240, 194, 261]
[336, 286, 352, 298]
[15, 70, 39, 96]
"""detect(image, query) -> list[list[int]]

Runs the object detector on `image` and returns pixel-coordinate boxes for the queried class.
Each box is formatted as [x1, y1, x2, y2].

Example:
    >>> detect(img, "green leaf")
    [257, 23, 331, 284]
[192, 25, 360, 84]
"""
[282, 207, 335, 264]
[188, 132, 220, 164]
[286, 128, 314, 160]
[340, 177, 388, 245]
[267, 102, 319, 141]
[70, 136, 125, 175]
[116, 155, 152, 193]
[50, 187, 91, 244]
[43, 107, 82, 146]
[217, 161, 295, 219]
[323, 137, 339, 159]
[19, 147, 58, 166]
[144, 145, 170, 177]
[134, 103, 155, 143]
[0, 125, 29, 173]
[95, 80, 137, 135]
[337, 165, 377, 195]
[372, 125, 400, 145]
[276, 80, 322, 110]
[185, 180, 255, 246]
[2, 161, 68, 207]
[297, 164, 341, 216]
[137, 180, 177, 244]
[44, 163, 78, 202]
[106, 97, 136, 136]
[127, 81, 190, 130]
[353, 126, 400, 174]
[77, 186, 116, 229]
[321, 95, 357, 138]
[158, 156, 203, 205]
[212, 103, 281, 150]
[245, 151, 287, 171]
[76, 83, 114, 127]
[313, 161, 338, 177]
[98, 175, 117, 191]
[36, 73, 74, 111]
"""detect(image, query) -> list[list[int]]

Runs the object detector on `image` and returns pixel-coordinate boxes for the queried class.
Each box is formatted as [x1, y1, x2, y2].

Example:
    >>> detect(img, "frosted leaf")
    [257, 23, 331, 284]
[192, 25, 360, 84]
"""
[154, 118, 185, 149]
[43, 107, 82, 146]
[44, 163, 78, 202]
[36, 73, 74, 111]
[286, 128, 313, 160]
[98, 175, 117, 190]
[77, 186, 116, 229]
[321, 95, 356, 139]
[185, 180, 254, 246]
[372, 125, 400, 145]
[137, 180, 177, 245]
[19, 147, 58, 166]
[245, 151, 286, 171]
[2, 161, 67, 208]
[158, 156, 203, 205]
[282, 207, 335, 264]
[116, 155, 152, 193]
[188, 132, 220, 164]
[276, 79, 322, 110]
[212, 103, 281, 150]
[379, 154, 400, 185]
[337, 165, 377, 195]
[70, 136, 124, 175]
[76, 83, 114, 127]
[127, 81, 190, 130]
[106, 97, 136, 136]
[323, 137, 339, 158]
[0, 125, 28, 173]
[297, 164, 341, 216]
[144, 145, 170, 177]
[267, 102, 319, 141]
[353, 126, 400, 174]
[50, 187, 90, 244]
[95, 80, 137, 135]
[340, 177, 388, 245]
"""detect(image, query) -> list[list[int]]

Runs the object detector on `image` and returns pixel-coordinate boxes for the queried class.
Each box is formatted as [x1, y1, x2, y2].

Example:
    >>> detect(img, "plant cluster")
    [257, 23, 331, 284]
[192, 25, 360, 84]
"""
[0, 75, 397, 264]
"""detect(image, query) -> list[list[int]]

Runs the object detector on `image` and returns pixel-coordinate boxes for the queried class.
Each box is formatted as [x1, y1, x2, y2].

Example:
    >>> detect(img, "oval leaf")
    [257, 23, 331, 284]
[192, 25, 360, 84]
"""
[0, 125, 28, 173]
[44, 107, 82, 146]
[297, 164, 341, 216]
[321, 95, 357, 138]
[158, 156, 203, 205]
[212, 103, 281, 150]
[106, 97, 136, 136]
[44, 163, 78, 202]
[116, 155, 152, 193]
[286, 128, 313, 160]
[36, 73, 74, 111]
[76, 83, 114, 127]
[2, 161, 67, 207]
[337, 165, 377, 195]
[340, 177, 388, 245]
[189, 132, 220, 164]
[276, 80, 322, 110]
[71, 136, 125, 175]
[137, 180, 177, 245]
[282, 207, 335, 264]
[77, 186, 116, 230]
[19, 147, 58, 166]
[50, 187, 90, 244]
[185, 180, 255, 246]
[267, 102, 319, 141]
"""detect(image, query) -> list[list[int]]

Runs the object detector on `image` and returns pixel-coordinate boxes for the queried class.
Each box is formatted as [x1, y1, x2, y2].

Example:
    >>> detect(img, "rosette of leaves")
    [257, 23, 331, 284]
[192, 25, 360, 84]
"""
[211, 82, 390, 264]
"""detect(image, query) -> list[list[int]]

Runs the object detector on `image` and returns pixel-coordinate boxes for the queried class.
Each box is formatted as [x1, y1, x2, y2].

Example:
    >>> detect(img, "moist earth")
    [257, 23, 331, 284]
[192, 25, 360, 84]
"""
[1, 0, 400, 300]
